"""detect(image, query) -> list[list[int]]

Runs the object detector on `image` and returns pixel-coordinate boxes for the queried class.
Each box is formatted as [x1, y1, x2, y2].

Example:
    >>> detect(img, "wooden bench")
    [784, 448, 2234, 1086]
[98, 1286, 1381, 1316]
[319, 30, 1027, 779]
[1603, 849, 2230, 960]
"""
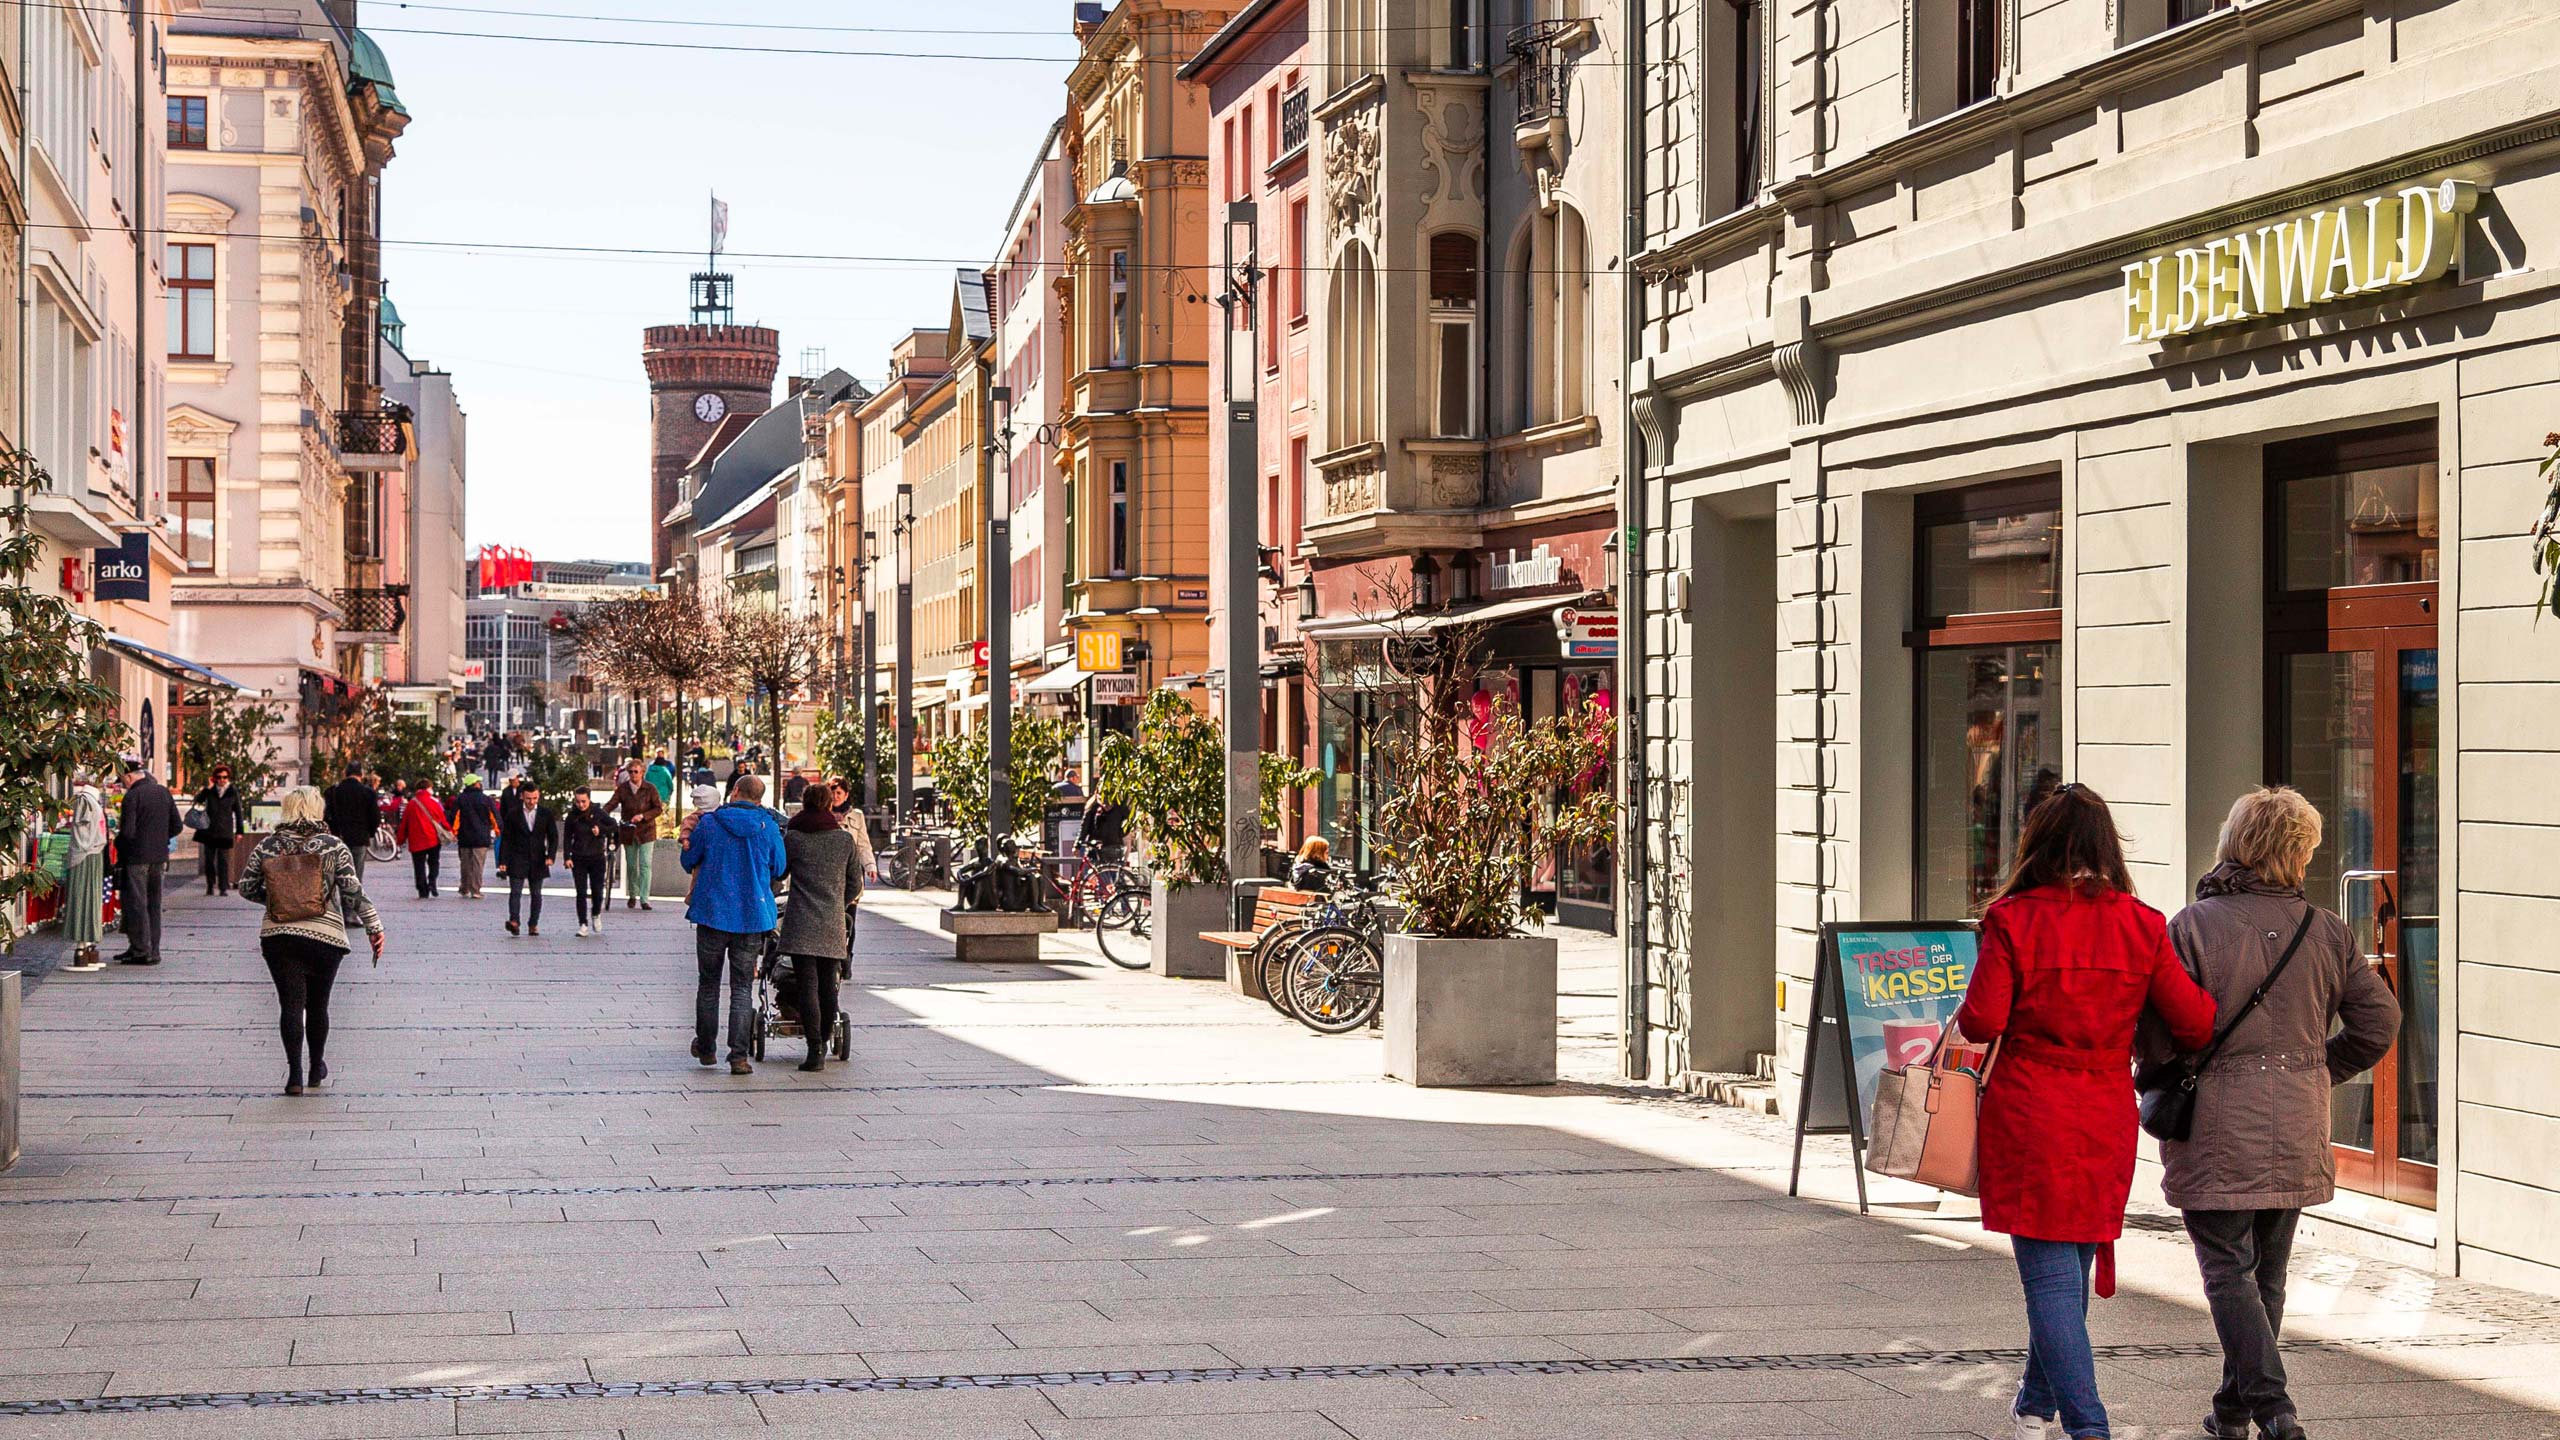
[1202, 888, 1317, 1002]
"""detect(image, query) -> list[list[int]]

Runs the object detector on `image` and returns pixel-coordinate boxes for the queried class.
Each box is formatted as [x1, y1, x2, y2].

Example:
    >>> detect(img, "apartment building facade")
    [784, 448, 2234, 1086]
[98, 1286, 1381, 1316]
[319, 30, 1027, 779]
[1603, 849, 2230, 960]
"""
[992, 125, 1074, 709]
[1629, 0, 2560, 1288]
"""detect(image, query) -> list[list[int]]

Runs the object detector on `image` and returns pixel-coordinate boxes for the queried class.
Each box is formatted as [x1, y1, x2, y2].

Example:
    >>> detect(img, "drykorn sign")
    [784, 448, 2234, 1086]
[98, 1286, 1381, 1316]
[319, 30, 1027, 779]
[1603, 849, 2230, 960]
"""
[2120, 179, 2480, 345]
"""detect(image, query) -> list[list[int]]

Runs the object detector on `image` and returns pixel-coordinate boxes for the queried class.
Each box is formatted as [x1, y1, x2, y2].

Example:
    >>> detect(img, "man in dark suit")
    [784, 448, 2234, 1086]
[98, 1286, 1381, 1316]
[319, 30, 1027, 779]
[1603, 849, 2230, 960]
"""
[323, 766, 380, 877]
[496, 779, 558, 937]
[113, 757, 183, 965]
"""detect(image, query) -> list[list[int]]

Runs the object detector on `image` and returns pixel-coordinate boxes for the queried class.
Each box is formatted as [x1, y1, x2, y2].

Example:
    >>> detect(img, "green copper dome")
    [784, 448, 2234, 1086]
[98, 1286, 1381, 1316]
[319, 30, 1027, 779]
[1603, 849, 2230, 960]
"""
[349, 30, 408, 117]
[378, 288, 406, 347]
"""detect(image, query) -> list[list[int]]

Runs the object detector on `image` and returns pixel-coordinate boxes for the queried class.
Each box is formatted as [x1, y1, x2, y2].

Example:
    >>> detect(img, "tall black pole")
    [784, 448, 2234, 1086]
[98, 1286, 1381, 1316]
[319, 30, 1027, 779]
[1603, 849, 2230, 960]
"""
[1219, 204, 1261, 886]
[861, 528, 880, 818]
[986, 380, 1014, 847]
[895, 482, 915, 828]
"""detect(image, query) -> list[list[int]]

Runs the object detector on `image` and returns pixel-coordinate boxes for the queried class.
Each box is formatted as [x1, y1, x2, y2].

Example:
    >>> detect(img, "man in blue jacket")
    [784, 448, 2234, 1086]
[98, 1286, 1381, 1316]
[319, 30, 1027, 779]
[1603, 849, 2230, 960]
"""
[681, 773, 787, 1074]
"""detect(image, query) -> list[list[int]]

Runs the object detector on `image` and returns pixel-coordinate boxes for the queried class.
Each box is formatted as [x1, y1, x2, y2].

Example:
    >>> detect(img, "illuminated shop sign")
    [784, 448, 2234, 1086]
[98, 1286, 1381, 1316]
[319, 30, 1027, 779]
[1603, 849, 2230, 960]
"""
[2120, 179, 2480, 345]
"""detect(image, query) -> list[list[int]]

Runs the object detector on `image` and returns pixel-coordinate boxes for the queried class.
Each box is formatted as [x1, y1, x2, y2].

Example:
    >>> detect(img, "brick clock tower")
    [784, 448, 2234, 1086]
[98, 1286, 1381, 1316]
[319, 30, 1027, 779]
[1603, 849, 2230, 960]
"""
[641, 270, 778, 580]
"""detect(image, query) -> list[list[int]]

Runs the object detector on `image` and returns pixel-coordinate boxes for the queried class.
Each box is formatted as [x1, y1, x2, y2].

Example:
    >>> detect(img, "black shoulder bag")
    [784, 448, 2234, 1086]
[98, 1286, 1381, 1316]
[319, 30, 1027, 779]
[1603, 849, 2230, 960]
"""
[2136, 905, 2316, 1143]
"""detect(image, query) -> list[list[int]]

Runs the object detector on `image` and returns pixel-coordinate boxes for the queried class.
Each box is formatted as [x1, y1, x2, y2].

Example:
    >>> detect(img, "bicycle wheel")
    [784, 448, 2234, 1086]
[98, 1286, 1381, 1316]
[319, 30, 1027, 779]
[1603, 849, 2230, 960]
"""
[1255, 921, 1309, 1016]
[366, 825, 397, 864]
[1281, 926, 1383, 1034]
[1095, 890, 1152, 970]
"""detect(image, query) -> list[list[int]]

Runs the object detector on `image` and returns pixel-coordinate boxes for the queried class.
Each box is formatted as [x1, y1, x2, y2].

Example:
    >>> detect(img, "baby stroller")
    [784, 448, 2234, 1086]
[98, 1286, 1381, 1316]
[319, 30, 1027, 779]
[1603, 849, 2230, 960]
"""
[749, 932, 852, 1063]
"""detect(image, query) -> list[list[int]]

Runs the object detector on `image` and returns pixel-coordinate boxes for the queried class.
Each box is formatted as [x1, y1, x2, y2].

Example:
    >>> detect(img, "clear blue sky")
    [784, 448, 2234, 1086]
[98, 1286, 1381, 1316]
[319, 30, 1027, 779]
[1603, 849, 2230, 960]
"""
[373, 1, 1081, 561]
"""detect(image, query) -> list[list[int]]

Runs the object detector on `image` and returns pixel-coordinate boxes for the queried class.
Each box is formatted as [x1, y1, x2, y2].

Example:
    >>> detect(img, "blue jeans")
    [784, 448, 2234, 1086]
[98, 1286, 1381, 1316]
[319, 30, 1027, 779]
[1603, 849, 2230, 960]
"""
[2014, 1238, 2106, 1438]
[695, 927, 761, 1062]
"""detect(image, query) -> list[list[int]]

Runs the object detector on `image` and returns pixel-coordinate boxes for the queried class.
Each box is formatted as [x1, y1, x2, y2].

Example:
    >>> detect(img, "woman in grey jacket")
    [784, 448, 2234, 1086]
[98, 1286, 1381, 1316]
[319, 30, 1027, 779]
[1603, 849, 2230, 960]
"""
[777, 790, 864, 1072]
[237, 787, 386, 1095]
[2156, 786, 2399, 1440]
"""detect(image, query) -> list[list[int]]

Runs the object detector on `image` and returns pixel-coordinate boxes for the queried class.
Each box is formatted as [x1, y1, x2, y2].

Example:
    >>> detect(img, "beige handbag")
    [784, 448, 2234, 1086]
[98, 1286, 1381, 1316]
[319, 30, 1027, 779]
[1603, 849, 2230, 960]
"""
[1864, 1020, 2000, 1196]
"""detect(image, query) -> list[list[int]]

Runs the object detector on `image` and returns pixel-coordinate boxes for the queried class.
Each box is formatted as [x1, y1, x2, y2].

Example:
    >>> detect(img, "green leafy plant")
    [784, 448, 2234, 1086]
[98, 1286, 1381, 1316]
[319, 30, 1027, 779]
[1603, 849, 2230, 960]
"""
[812, 708, 872, 786]
[1375, 697, 1616, 939]
[178, 693, 286, 800]
[0, 455, 133, 948]
[928, 712, 1074, 841]
[520, 745, 594, 811]
[1094, 692, 1315, 888]
[2535, 431, 2560, 620]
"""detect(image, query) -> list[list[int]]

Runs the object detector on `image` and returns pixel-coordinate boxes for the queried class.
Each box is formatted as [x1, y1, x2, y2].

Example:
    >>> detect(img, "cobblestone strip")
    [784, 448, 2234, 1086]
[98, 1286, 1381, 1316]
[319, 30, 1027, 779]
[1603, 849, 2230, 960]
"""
[21, 1020, 1275, 1033]
[0, 1336, 2507, 1419]
[0, 1162, 1694, 1209]
[24, 1078, 1368, 1100]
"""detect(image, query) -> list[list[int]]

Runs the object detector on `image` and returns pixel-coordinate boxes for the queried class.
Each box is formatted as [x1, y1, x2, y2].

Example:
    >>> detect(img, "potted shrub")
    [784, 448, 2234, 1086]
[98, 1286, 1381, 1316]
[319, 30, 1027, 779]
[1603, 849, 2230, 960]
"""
[1096, 692, 1312, 978]
[1373, 695, 1614, 1086]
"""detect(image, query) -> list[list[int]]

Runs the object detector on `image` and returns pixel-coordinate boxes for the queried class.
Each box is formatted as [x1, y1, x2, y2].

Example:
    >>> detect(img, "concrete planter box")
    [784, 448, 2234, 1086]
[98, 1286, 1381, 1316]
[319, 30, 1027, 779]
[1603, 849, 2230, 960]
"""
[1150, 878, 1229, 979]
[649, 838, 692, 900]
[937, 907, 1059, 962]
[0, 971, 18, 1172]
[1383, 933, 1558, 1087]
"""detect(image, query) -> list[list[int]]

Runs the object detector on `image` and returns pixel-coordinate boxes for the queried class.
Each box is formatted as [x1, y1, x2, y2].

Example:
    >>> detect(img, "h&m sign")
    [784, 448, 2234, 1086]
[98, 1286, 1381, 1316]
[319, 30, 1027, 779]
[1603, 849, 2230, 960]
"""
[92, 532, 152, 601]
[2120, 180, 2479, 345]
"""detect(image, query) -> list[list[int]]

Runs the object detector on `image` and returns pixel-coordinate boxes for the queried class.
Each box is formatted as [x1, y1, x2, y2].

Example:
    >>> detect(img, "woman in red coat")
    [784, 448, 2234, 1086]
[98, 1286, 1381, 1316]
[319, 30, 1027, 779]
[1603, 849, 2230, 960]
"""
[1955, 784, 2217, 1440]
[397, 783, 455, 900]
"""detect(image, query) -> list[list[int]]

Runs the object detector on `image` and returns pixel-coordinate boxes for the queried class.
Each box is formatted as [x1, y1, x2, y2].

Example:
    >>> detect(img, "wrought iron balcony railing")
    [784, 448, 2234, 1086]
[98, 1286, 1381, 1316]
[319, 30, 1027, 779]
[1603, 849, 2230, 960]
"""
[334, 408, 407, 457]
[335, 585, 409, 635]
[1278, 88, 1309, 160]
[1508, 18, 1576, 127]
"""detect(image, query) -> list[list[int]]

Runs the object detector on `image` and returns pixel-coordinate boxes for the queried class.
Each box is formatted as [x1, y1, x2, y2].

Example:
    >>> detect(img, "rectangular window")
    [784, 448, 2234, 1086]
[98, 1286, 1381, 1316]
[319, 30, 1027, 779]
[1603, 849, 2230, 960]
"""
[1911, 479, 2064, 916]
[1428, 234, 1478, 438]
[30, 13, 93, 213]
[1264, 85, 1281, 165]
[169, 456, 216, 571]
[1108, 250, 1131, 366]
[1729, 0, 1762, 212]
[1239, 104, 1254, 193]
[1107, 459, 1131, 576]
[1957, 0, 1998, 106]
[1279, 87, 1309, 159]
[168, 242, 215, 360]
[2268, 423, 2439, 595]
[1223, 117, 1237, 201]
[1449, 0, 1477, 68]
[2166, 0, 2230, 25]
[1293, 437, 1314, 536]
[1288, 201, 1309, 321]
[168, 94, 207, 149]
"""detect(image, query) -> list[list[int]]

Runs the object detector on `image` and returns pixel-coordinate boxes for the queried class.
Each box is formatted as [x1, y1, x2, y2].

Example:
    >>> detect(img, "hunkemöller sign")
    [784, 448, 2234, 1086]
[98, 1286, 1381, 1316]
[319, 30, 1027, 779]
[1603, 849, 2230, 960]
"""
[2120, 179, 2480, 344]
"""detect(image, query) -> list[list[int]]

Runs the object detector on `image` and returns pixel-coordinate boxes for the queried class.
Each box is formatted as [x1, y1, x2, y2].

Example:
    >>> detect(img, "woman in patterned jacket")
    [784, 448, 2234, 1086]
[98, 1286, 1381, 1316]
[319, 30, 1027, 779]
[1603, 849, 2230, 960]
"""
[238, 787, 386, 1095]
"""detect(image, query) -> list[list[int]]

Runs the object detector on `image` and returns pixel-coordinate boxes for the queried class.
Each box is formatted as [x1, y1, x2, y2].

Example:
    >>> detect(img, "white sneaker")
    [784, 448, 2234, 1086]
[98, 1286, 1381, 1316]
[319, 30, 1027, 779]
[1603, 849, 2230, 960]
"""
[2011, 1413, 2054, 1440]
[576, 923, 591, 937]
[592, 914, 604, 934]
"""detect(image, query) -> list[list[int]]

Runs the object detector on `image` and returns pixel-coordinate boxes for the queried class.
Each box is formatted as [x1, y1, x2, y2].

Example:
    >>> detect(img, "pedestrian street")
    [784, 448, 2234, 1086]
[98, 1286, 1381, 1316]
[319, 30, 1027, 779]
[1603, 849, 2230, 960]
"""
[2, 878, 2556, 1440]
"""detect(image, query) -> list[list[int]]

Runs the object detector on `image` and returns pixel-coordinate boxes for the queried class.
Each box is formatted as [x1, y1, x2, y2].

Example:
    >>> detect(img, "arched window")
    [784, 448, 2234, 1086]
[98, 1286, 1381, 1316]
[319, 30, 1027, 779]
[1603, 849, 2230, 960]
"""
[1327, 244, 1379, 448]
[1503, 203, 1593, 432]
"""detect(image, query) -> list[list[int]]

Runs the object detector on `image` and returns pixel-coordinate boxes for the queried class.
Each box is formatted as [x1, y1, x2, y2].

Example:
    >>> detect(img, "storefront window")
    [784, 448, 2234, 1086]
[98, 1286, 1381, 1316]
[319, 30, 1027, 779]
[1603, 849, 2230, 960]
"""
[1913, 480, 2063, 916]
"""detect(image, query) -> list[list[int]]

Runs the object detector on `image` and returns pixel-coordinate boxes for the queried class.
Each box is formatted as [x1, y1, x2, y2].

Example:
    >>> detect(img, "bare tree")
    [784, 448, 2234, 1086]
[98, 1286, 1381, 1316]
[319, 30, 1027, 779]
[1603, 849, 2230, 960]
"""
[715, 598, 834, 797]
[572, 585, 733, 822]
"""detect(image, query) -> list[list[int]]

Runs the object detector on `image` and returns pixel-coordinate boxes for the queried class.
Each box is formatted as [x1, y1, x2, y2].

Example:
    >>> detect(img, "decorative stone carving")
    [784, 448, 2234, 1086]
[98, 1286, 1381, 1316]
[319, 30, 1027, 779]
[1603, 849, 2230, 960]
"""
[1169, 158, 1210, 188]
[1772, 336, 1829, 428]
[1323, 99, 1382, 247]
[1415, 90, 1486, 223]
[1320, 453, 1383, 517]
[1630, 385, 1676, 463]
[1425, 453, 1484, 508]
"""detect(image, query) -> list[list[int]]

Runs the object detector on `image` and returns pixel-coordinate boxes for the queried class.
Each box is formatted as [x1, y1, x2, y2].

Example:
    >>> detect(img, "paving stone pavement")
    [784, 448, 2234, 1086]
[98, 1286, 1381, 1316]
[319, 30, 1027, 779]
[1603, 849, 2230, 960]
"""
[3, 869, 2557, 1439]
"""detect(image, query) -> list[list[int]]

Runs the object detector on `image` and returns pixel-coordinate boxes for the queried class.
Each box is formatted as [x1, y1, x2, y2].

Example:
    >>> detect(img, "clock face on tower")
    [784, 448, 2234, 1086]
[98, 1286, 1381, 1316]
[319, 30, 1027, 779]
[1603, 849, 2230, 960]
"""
[693, 392, 727, 424]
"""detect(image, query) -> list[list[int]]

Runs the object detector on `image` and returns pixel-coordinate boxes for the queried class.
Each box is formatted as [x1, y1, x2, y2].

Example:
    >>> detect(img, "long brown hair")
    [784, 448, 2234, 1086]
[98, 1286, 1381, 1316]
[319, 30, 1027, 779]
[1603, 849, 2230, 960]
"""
[1983, 783, 2135, 910]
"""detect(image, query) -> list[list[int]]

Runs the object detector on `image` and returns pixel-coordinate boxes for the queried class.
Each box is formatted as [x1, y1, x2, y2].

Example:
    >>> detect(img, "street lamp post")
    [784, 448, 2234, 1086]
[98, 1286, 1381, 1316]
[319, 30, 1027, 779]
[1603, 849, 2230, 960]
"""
[986, 381, 1014, 849]
[860, 527, 880, 817]
[894, 481, 915, 829]
[1217, 203, 1261, 886]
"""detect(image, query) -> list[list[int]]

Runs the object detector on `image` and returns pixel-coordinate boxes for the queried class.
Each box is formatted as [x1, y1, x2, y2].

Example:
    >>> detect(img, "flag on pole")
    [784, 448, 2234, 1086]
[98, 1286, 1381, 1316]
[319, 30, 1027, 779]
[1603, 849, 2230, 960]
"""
[710, 195, 730, 258]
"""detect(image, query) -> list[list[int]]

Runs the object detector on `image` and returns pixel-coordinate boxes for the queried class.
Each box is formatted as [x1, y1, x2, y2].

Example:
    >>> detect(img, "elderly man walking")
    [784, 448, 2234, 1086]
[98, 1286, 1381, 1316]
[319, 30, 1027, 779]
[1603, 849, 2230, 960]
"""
[113, 758, 183, 966]
[681, 773, 788, 1074]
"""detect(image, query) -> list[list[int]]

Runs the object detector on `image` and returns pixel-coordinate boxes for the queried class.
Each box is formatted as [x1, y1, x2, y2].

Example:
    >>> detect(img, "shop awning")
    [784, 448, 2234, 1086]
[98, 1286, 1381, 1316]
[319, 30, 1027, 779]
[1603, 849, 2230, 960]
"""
[1296, 592, 1592, 641]
[102, 635, 250, 692]
[1022, 661, 1093, 695]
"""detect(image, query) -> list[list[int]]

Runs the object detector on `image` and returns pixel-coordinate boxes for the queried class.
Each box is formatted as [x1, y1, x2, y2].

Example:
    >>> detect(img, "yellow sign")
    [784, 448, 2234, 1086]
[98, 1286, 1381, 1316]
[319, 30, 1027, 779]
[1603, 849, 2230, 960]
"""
[2120, 179, 2479, 345]
[1076, 630, 1123, 674]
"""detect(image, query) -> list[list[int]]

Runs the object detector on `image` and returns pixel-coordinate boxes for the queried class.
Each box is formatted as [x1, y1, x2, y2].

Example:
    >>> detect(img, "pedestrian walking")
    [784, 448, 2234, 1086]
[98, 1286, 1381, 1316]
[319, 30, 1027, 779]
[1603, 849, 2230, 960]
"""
[781, 768, 809, 806]
[777, 788, 866, 1073]
[1952, 784, 2220, 1440]
[236, 787, 383, 1096]
[680, 773, 787, 1075]
[2151, 787, 2400, 1440]
[399, 782, 455, 898]
[561, 789, 614, 937]
[609, 760, 665, 911]
[497, 780, 557, 937]
[645, 752, 675, 806]
[112, 757, 181, 966]
[482, 731, 511, 779]
[451, 775, 496, 898]
[60, 773, 110, 971]
[191, 767, 244, 896]
[323, 766, 379, 877]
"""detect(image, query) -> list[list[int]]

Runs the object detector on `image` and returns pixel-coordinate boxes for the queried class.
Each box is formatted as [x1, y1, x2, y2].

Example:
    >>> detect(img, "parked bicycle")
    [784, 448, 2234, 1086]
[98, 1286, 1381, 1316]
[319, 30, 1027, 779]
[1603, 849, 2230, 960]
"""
[1093, 873, 1153, 970]
[1047, 839, 1139, 926]
[1270, 879, 1391, 1033]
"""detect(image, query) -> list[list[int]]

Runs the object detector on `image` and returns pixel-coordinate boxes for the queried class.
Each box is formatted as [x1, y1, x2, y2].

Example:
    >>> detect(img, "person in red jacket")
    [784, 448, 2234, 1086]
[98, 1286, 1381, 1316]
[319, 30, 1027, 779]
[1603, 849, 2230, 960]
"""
[398, 782, 456, 899]
[1955, 784, 2217, 1440]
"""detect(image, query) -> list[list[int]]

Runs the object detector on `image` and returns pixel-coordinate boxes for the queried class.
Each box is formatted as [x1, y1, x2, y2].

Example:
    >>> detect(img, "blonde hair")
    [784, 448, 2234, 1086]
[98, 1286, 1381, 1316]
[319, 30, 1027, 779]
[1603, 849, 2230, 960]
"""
[277, 786, 327, 826]
[2215, 785, 2323, 888]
